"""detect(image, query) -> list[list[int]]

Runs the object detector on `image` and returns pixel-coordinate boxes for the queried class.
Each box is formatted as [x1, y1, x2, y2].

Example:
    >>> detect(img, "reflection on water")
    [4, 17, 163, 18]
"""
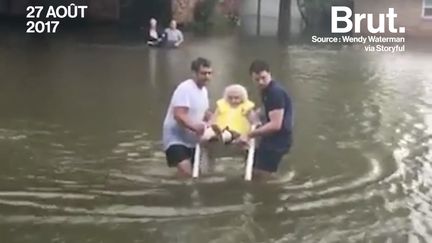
[0, 30, 431, 242]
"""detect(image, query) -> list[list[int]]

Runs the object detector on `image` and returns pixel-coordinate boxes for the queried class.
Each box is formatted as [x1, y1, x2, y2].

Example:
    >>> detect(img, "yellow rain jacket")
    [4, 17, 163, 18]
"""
[215, 98, 255, 135]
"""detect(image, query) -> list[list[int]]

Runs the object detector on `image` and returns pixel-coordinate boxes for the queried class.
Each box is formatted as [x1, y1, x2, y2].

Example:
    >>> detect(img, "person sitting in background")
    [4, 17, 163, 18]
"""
[164, 20, 184, 48]
[146, 18, 165, 47]
[202, 84, 259, 145]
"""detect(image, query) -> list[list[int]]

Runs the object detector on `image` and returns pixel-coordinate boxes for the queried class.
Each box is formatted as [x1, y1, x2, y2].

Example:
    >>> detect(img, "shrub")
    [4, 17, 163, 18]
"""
[192, 0, 219, 34]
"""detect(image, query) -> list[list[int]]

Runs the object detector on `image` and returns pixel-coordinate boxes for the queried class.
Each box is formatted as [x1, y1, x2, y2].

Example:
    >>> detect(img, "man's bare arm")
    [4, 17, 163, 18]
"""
[249, 109, 284, 138]
[173, 107, 200, 133]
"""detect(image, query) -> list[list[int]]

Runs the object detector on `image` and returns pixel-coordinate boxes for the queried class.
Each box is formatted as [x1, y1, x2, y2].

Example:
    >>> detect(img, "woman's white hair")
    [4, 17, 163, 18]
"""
[150, 18, 157, 26]
[223, 84, 249, 101]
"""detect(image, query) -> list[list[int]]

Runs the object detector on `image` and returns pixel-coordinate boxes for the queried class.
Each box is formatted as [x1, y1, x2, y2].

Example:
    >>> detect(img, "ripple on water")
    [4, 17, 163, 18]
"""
[0, 196, 254, 219]
[0, 128, 28, 141]
[0, 191, 95, 200]
[274, 151, 391, 216]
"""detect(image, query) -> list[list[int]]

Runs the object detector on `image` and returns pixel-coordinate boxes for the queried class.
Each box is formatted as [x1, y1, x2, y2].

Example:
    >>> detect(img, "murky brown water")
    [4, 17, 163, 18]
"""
[0, 27, 431, 242]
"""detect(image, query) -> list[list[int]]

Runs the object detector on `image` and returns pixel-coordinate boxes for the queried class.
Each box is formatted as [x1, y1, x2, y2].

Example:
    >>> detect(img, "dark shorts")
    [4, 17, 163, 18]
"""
[253, 146, 287, 173]
[165, 144, 195, 167]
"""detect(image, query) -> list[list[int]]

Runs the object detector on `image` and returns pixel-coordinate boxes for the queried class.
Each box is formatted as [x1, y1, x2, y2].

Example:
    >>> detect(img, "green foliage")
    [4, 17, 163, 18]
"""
[186, 0, 240, 35]
[192, 0, 219, 34]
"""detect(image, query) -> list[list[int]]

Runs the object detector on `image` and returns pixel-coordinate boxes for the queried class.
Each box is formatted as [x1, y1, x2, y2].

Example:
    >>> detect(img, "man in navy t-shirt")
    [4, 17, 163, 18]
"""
[239, 59, 293, 179]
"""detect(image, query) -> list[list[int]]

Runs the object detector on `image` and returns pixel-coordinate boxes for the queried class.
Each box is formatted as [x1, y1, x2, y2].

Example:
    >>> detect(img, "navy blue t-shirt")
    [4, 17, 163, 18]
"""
[260, 80, 293, 152]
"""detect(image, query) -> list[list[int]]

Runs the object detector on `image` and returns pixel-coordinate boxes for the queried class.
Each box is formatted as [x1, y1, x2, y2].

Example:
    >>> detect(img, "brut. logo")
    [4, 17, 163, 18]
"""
[331, 7, 405, 34]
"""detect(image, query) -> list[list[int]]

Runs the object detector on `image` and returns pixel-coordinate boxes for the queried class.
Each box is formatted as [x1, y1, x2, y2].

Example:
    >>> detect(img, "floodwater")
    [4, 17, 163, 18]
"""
[0, 27, 432, 242]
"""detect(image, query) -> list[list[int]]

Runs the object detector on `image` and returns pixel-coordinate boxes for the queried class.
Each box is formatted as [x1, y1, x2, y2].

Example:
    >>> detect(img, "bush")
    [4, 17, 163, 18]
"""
[192, 0, 219, 34]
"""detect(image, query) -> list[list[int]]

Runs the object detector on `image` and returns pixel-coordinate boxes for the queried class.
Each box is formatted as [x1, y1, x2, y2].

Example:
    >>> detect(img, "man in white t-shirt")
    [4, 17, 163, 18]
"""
[162, 57, 213, 177]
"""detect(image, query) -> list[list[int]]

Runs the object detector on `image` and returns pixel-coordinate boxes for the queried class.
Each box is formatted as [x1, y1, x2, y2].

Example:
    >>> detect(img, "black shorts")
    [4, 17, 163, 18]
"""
[253, 146, 287, 173]
[165, 144, 196, 167]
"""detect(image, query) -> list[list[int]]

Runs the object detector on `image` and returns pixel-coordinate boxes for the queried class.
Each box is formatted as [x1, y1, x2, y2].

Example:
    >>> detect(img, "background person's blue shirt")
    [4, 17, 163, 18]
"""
[259, 80, 293, 152]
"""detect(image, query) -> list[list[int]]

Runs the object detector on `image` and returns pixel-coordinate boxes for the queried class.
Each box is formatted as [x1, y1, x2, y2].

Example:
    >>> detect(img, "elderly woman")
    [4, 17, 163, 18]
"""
[146, 18, 165, 47]
[202, 84, 259, 144]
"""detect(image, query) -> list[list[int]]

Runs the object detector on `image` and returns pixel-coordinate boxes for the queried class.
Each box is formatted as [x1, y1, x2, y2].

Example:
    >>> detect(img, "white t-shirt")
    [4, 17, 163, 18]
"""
[164, 28, 184, 43]
[162, 79, 209, 150]
[149, 29, 158, 39]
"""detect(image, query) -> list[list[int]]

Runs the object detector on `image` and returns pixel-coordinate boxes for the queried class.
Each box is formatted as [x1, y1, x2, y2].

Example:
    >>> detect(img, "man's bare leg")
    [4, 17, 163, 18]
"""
[177, 159, 192, 178]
